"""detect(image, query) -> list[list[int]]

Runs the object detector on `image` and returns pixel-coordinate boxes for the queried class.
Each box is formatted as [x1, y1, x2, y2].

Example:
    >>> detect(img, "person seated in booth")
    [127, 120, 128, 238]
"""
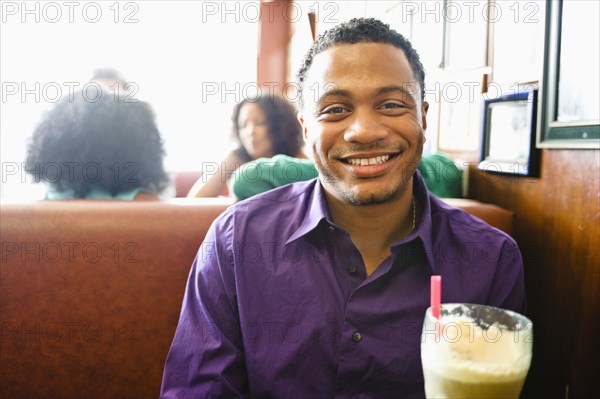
[230, 152, 462, 201]
[25, 88, 170, 200]
[161, 18, 525, 398]
[186, 94, 306, 197]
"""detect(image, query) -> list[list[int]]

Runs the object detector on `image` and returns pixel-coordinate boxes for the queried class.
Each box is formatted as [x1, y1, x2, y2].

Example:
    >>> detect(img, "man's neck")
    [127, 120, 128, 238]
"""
[325, 186, 416, 276]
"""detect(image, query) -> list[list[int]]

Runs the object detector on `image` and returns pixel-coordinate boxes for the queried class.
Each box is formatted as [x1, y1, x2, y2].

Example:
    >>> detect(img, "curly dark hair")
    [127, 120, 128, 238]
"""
[25, 90, 170, 198]
[296, 17, 426, 109]
[231, 95, 304, 162]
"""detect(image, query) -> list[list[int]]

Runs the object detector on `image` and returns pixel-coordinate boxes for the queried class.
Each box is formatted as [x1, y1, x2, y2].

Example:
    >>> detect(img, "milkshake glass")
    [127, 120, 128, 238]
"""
[421, 303, 533, 399]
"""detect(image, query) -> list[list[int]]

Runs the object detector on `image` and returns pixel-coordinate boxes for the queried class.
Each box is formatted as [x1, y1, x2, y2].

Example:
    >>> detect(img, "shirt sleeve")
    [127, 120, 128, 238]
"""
[487, 238, 527, 315]
[160, 210, 249, 398]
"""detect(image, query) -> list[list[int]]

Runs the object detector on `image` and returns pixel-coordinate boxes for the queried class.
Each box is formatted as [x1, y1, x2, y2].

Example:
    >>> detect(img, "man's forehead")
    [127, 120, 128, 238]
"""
[302, 43, 420, 105]
[310, 42, 411, 72]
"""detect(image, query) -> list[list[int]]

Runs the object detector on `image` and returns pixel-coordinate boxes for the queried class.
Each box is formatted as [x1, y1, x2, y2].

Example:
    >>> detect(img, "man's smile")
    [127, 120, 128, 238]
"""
[337, 151, 403, 178]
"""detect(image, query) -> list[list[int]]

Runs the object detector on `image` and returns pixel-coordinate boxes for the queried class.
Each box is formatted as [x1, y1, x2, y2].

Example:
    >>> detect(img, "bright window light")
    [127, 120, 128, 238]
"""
[1, 1, 258, 199]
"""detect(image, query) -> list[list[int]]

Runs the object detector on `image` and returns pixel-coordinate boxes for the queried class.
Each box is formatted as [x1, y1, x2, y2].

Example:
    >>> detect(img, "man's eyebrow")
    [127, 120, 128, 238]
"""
[316, 85, 418, 104]
[317, 88, 353, 103]
[374, 85, 418, 100]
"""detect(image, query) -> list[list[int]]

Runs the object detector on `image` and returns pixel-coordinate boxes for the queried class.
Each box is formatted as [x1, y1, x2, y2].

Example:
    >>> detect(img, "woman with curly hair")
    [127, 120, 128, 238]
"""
[25, 90, 170, 200]
[187, 94, 305, 197]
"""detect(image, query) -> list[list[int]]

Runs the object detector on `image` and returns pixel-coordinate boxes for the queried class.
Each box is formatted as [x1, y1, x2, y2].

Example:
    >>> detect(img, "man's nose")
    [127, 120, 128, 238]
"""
[343, 109, 389, 143]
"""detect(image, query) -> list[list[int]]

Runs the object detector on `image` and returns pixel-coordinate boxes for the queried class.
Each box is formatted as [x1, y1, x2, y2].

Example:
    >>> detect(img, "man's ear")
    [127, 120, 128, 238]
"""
[298, 113, 308, 141]
[421, 101, 429, 132]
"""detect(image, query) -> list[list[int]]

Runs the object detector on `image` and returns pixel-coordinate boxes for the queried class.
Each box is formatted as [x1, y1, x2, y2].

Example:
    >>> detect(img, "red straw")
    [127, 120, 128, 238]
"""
[431, 275, 442, 319]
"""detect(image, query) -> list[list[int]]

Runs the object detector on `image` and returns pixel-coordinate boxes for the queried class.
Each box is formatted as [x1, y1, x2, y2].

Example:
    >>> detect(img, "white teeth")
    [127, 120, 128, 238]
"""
[347, 155, 390, 166]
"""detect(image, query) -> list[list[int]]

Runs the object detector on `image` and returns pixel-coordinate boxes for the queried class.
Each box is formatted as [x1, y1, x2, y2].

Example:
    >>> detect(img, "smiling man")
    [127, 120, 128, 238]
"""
[298, 37, 429, 277]
[161, 18, 525, 398]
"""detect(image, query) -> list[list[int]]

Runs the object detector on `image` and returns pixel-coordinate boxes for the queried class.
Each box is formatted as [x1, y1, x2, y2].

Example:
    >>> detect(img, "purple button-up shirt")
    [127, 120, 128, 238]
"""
[161, 172, 525, 399]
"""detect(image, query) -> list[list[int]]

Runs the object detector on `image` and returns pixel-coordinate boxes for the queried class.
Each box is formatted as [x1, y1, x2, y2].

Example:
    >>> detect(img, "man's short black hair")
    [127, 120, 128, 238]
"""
[297, 18, 426, 109]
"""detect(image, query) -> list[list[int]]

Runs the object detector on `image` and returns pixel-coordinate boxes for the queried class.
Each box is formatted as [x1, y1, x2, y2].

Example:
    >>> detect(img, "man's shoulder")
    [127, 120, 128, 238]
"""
[210, 179, 318, 247]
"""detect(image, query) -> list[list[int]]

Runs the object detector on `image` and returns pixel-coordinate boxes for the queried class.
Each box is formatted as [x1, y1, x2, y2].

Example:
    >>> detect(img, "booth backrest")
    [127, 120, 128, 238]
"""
[172, 170, 203, 198]
[442, 198, 514, 236]
[0, 197, 512, 399]
[0, 199, 232, 399]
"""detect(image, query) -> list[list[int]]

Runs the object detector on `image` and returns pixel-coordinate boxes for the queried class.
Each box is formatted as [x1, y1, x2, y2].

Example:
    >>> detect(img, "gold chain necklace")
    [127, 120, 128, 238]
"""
[411, 196, 417, 231]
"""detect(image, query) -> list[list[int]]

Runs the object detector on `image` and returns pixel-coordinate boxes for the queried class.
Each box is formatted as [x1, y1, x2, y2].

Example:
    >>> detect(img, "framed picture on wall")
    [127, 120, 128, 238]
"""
[436, 70, 483, 154]
[479, 90, 540, 177]
[538, 0, 600, 148]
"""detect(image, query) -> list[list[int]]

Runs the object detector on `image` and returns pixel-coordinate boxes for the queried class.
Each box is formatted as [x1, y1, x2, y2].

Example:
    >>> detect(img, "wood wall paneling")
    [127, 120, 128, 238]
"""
[469, 149, 600, 399]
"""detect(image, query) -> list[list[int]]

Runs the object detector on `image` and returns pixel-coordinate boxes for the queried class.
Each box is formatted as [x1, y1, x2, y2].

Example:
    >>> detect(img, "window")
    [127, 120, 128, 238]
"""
[538, 0, 600, 148]
[0, 1, 258, 199]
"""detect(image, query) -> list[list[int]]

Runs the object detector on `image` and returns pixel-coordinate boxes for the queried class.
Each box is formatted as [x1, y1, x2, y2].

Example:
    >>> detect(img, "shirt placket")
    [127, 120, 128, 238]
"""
[326, 224, 395, 396]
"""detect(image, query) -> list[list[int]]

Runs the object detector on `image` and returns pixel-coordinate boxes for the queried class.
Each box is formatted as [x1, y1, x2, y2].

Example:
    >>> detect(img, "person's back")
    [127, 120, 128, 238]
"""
[25, 88, 170, 200]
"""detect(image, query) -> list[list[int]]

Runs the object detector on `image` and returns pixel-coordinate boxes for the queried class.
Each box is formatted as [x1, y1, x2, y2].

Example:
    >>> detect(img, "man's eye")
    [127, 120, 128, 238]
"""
[324, 106, 346, 114]
[381, 102, 405, 109]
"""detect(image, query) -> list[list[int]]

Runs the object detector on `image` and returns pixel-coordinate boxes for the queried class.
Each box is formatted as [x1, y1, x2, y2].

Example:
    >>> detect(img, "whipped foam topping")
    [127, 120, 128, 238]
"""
[421, 314, 532, 383]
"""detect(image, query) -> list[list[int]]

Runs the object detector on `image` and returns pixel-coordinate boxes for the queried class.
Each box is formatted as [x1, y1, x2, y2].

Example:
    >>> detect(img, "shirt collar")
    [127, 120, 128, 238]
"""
[285, 179, 330, 245]
[285, 172, 438, 276]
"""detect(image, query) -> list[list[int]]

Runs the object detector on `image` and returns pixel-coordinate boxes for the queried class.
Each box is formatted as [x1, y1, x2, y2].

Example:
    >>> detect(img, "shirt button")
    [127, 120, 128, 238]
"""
[347, 264, 357, 273]
[352, 331, 362, 343]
